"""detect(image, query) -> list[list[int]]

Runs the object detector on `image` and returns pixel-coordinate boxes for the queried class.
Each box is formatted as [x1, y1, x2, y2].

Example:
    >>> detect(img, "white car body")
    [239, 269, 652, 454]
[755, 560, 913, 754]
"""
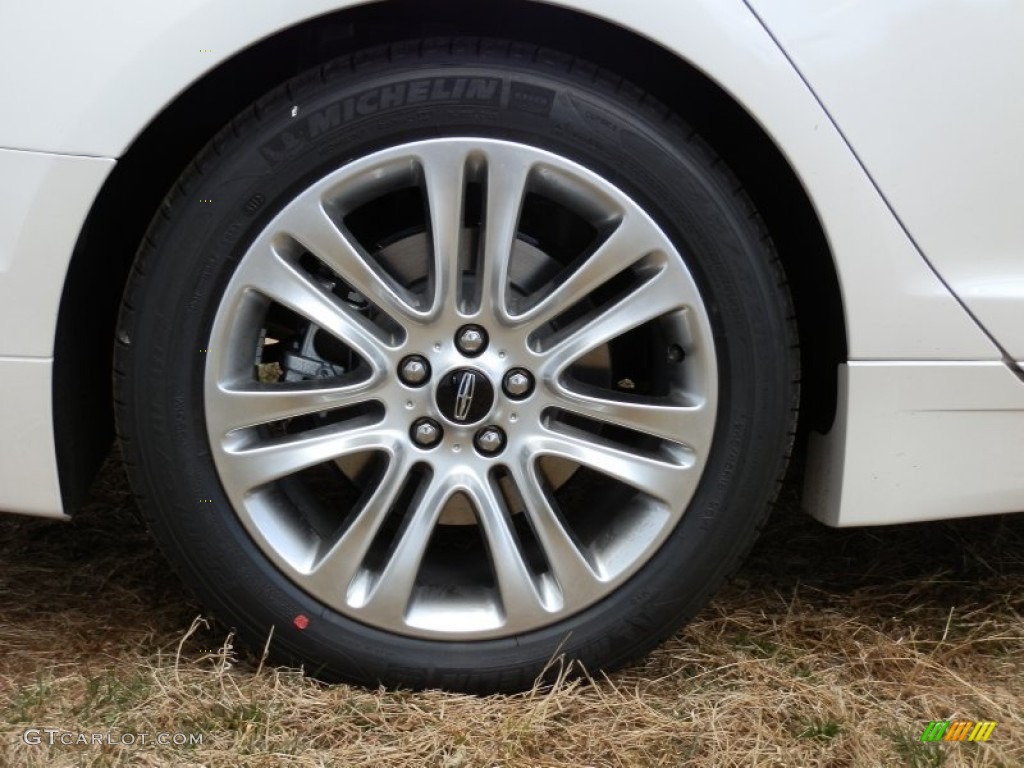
[1, 0, 1022, 525]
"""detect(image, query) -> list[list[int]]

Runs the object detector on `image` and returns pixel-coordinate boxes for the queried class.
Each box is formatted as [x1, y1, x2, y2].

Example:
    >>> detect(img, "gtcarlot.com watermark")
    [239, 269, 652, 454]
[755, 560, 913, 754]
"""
[22, 728, 203, 747]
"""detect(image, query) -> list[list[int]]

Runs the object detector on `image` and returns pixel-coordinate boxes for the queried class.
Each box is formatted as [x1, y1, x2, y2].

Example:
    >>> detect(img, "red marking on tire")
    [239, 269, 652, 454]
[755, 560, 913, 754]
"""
[293, 614, 310, 630]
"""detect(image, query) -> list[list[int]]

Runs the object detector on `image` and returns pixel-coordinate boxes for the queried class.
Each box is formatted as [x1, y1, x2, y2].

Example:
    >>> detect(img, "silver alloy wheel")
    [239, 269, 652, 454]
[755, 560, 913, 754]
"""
[203, 138, 718, 639]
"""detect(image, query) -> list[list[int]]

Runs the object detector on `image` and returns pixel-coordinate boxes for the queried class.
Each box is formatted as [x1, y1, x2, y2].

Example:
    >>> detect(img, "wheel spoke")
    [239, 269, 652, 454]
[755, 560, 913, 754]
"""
[357, 473, 451, 623]
[508, 461, 605, 600]
[279, 201, 424, 326]
[480, 150, 533, 318]
[460, 473, 551, 623]
[206, 378, 386, 436]
[236, 248, 392, 365]
[516, 215, 661, 329]
[218, 422, 395, 496]
[547, 388, 711, 449]
[419, 146, 468, 316]
[304, 453, 412, 599]
[531, 430, 697, 504]
[540, 267, 688, 373]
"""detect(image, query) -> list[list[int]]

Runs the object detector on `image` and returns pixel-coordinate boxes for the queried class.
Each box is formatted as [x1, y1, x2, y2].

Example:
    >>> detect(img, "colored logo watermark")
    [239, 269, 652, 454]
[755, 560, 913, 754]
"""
[920, 720, 996, 742]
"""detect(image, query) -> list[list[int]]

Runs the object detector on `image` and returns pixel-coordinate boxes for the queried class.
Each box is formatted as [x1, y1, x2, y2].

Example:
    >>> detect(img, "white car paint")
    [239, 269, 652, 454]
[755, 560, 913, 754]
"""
[750, 0, 1024, 360]
[0, 0, 1021, 525]
[0, 149, 113, 517]
[806, 362, 1024, 527]
[0, 150, 114, 357]
[0, 356, 65, 518]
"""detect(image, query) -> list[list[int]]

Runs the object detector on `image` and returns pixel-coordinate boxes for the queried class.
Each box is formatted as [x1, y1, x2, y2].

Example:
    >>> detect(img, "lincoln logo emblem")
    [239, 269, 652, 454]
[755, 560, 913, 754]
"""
[453, 372, 477, 421]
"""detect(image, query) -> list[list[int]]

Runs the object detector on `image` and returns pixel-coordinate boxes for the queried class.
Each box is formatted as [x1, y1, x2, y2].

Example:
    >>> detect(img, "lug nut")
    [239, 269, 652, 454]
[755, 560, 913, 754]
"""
[474, 426, 506, 456]
[398, 355, 431, 386]
[411, 418, 443, 448]
[455, 325, 488, 357]
[502, 368, 534, 399]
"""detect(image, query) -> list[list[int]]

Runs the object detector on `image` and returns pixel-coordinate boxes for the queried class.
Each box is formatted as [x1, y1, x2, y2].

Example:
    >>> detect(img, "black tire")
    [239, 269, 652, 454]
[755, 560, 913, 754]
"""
[115, 38, 798, 693]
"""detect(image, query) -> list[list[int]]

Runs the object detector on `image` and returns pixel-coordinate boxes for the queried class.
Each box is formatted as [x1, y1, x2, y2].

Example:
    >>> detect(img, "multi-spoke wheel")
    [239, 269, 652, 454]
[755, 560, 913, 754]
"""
[115, 39, 797, 692]
[203, 138, 717, 638]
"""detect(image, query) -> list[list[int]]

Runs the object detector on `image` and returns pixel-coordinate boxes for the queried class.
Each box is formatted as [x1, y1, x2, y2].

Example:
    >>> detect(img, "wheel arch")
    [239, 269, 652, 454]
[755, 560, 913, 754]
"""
[53, 0, 846, 512]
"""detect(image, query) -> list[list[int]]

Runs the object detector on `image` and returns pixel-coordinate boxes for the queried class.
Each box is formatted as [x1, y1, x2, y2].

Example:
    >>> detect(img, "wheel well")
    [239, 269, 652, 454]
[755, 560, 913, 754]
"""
[53, 0, 846, 512]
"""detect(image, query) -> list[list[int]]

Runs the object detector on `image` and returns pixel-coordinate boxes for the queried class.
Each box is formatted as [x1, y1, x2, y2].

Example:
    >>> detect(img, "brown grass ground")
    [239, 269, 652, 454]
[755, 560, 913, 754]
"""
[1, 451, 1022, 767]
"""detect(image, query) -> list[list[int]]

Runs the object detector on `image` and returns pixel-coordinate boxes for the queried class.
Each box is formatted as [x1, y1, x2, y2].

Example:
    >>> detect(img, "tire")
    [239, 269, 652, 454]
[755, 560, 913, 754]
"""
[115, 38, 798, 693]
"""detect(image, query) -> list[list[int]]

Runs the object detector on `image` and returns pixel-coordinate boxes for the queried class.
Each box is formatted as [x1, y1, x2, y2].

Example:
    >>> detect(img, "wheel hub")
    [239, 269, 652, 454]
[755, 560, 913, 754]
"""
[435, 367, 494, 425]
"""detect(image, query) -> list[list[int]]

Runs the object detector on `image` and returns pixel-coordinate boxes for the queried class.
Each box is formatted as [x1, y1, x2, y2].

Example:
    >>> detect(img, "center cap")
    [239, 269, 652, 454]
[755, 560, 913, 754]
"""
[436, 367, 494, 425]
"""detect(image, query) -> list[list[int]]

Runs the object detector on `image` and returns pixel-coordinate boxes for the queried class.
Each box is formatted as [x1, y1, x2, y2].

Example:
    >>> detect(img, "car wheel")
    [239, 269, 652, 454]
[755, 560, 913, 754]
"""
[115, 39, 798, 692]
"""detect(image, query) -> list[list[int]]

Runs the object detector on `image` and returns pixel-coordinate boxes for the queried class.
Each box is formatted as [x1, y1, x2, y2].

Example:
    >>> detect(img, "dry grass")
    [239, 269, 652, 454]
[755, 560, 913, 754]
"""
[1, 452, 1022, 767]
